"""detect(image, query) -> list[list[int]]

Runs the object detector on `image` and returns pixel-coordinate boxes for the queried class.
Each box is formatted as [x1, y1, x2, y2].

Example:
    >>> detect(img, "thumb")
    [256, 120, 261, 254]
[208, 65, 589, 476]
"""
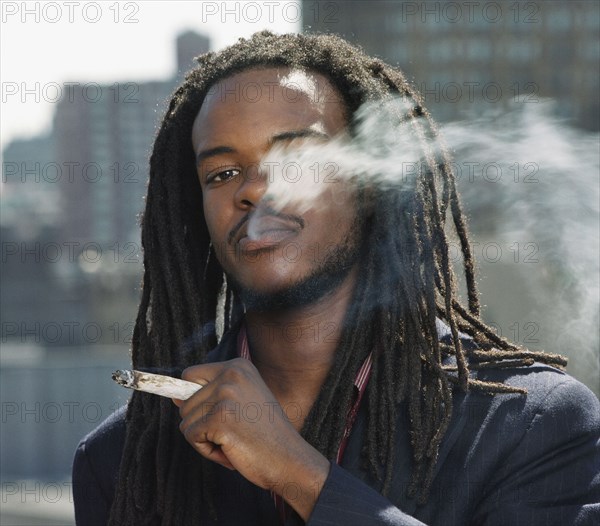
[181, 360, 233, 385]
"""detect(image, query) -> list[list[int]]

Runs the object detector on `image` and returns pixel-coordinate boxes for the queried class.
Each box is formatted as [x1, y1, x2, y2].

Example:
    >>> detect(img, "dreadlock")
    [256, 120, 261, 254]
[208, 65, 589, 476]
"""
[108, 31, 567, 525]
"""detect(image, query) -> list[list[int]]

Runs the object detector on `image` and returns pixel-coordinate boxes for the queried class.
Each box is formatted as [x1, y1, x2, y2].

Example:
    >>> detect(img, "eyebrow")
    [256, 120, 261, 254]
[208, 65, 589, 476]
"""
[269, 129, 330, 144]
[195, 129, 330, 167]
[195, 145, 235, 166]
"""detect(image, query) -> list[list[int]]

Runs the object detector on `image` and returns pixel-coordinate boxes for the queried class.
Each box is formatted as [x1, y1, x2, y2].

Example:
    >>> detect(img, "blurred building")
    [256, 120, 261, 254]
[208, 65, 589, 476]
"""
[176, 30, 211, 82]
[1, 31, 210, 347]
[302, 0, 600, 395]
[53, 79, 173, 245]
[54, 31, 210, 246]
[1, 135, 74, 348]
[0, 32, 212, 494]
[1, 134, 59, 238]
[302, 0, 600, 130]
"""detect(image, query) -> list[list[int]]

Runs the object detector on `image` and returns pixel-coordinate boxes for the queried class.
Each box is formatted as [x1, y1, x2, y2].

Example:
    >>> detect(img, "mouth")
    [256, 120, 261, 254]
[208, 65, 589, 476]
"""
[235, 215, 302, 252]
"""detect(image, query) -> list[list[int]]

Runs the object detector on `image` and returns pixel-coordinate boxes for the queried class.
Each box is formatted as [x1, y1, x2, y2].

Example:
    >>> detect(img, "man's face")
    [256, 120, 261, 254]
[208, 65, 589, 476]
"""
[192, 67, 364, 310]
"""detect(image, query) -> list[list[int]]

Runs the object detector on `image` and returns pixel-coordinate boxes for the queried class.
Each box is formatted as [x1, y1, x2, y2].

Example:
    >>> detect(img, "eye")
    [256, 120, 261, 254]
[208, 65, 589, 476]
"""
[206, 168, 240, 184]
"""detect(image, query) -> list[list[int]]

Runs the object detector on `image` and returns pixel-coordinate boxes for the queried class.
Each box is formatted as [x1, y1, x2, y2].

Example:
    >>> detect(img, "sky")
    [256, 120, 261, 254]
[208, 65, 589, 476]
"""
[1, 0, 301, 150]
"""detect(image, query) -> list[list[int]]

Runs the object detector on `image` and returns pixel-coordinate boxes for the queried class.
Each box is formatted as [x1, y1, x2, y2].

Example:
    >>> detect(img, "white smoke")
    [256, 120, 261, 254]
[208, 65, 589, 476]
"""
[254, 98, 423, 217]
[250, 98, 599, 394]
[443, 102, 599, 394]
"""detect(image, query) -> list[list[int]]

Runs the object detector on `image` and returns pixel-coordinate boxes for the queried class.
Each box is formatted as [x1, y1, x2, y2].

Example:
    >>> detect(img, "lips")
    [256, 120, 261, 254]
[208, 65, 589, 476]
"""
[235, 215, 302, 252]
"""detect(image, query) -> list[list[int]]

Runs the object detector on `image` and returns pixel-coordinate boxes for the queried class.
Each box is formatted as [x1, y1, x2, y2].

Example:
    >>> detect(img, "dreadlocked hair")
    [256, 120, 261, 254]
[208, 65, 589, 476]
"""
[108, 31, 567, 525]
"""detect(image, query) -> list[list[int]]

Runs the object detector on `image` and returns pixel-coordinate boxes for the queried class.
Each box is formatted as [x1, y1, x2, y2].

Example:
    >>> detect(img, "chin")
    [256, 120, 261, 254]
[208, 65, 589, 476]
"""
[232, 262, 356, 313]
[227, 224, 364, 312]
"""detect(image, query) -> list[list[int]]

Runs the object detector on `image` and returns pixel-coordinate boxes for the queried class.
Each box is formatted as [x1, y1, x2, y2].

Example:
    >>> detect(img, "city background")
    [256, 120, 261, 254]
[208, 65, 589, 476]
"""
[1, 1, 599, 524]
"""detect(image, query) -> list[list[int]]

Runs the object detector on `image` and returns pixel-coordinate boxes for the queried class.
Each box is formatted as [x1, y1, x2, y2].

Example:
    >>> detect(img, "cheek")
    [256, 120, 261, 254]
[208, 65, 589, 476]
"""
[202, 195, 223, 243]
[322, 199, 358, 234]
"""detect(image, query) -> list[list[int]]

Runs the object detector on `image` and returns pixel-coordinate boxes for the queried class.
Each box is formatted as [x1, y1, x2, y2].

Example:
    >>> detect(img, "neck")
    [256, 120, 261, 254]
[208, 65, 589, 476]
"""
[243, 266, 359, 421]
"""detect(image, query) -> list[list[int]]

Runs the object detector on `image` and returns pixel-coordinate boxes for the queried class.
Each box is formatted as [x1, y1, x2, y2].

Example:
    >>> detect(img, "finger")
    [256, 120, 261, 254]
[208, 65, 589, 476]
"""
[181, 420, 236, 470]
[181, 360, 230, 384]
[177, 379, 224, 419]
[195, 442, 236, 471]
[178, 359, 255, 419]
[182, 357, 252, 384]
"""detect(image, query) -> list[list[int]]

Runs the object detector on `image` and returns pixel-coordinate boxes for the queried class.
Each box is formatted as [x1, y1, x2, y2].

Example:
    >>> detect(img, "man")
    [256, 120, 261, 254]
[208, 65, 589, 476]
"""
[73, 32, 600, 525]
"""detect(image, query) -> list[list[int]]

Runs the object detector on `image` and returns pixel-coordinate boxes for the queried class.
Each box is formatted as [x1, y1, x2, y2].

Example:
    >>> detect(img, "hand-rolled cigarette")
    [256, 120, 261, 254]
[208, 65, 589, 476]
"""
[112, 369, 203, 400]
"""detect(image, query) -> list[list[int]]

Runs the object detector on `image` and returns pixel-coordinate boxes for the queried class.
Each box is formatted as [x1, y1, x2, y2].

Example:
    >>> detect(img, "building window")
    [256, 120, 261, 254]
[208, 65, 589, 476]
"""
[546, 8, 572, 31]
[504, 39, 541, 61]
[467, 39, 492, 61]
[427, 39, 455, 61]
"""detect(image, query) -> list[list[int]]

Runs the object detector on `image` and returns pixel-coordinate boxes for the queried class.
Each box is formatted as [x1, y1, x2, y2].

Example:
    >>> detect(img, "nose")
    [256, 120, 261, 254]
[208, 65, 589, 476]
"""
[235, 164, 268, 210]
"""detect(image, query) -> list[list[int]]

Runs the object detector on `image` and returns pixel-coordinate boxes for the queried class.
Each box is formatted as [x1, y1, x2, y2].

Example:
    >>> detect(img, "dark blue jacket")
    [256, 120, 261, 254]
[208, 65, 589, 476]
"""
[73, 328, 600, 525]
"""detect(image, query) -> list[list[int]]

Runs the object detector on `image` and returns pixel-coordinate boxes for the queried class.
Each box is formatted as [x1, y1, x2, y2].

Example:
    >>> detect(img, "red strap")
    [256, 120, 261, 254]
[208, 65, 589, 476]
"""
[238, 324, 251, 360]
[236, 324, 372, 524]
[336, 352, 373, 464]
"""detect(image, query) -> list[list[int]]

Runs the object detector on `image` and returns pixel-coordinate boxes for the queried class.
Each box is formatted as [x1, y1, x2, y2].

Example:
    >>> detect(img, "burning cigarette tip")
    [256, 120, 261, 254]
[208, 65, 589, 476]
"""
[112, 369, 135, 387]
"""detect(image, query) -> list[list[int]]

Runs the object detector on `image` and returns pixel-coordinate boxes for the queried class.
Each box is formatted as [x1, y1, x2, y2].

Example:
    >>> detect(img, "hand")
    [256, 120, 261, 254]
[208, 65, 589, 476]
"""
[173, 358, 330, 520]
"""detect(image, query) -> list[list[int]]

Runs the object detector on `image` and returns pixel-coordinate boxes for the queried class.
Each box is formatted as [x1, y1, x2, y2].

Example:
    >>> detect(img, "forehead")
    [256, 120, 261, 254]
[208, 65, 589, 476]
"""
[191, 68, 347, 150]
